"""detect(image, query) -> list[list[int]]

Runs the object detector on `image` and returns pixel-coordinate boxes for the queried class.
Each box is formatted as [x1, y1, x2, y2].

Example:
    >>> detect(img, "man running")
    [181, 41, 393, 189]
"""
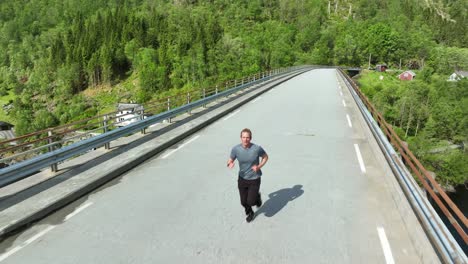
[227, 128, 269, 223]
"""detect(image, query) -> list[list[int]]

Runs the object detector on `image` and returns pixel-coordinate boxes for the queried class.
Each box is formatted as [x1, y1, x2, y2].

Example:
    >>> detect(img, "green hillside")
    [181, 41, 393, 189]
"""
[357, 70, 467, 186]
[0, 0, 466, 186]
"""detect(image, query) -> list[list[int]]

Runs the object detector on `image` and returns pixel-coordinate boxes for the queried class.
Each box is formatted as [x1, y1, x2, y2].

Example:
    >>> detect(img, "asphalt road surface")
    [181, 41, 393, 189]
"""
[0, 69, 438, 264]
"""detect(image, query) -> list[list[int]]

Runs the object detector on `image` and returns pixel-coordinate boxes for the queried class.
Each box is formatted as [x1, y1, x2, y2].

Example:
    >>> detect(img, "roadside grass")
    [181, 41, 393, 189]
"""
[82, 76, 138, 115]
[82, 73, 202, 117]
[356, 69, 402, 96]
[358, 69, 402, 82]
[0, 90, 16, 125]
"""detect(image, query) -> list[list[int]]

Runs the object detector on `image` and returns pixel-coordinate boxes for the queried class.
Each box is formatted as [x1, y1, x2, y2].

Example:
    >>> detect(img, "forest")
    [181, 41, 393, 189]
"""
[0, 0, 466, 187]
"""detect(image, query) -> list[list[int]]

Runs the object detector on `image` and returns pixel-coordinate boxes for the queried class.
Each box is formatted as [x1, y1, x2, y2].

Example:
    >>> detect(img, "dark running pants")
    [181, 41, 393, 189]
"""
[238, 177, 261, 214]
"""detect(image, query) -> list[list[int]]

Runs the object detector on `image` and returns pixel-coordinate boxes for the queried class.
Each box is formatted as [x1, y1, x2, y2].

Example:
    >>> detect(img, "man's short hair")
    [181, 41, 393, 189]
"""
[240, 128, 252, 138]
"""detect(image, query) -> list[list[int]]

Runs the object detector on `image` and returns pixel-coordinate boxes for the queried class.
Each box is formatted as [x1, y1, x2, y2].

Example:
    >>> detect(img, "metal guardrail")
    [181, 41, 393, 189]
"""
[337, 69, 467, 264]
[0, 66, 310, 187]
[0, 72, 275, 162]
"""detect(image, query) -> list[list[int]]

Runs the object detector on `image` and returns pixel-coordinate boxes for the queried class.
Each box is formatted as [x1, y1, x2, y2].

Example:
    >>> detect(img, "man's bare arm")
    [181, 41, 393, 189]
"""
[252, 154, 268, 172]
[227, 158, 235, 169]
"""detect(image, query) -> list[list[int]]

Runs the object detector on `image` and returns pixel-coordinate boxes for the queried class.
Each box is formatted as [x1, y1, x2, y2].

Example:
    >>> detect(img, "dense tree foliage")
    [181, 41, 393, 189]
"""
[359, 72, 467, 187]
[0, 0, 466, 184]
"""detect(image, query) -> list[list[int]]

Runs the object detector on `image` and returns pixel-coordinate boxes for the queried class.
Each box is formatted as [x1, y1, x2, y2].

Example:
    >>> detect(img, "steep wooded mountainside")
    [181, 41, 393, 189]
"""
[0, 0, 466, 185]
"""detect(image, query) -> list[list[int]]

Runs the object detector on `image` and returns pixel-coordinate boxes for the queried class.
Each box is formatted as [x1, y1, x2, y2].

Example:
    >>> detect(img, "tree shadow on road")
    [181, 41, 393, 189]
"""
[255, 184, 304, 218]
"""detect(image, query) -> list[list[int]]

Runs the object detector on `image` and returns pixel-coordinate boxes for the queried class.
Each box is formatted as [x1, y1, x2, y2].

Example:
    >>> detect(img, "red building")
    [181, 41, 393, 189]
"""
[399, 71, 416, 80]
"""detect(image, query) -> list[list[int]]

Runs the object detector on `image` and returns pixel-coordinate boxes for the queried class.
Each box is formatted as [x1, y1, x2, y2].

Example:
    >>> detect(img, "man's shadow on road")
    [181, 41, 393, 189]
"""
[255, 184, 304, 218]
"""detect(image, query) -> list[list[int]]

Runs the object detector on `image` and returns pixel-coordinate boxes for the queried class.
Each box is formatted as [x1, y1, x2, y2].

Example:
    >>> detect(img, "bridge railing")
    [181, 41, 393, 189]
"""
[338, 68, 467, 263]
[0, 66, 311, 187]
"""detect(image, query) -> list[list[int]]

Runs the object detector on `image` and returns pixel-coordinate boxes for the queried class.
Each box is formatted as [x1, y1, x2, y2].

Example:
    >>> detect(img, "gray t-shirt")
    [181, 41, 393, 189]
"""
[230, 143, 267, 180]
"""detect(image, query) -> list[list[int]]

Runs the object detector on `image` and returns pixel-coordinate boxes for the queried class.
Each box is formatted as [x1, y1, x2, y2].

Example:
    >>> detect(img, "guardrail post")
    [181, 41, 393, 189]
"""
[425, 178, 434, 202]
[48, 130, 58, 172]
[226, 82, 230, 97]
[203, 88, 206, 108]
[167, 98, 171, 123]
[241, 78, 244, 86]
[187, 92, 191, 115]
[103, 115, 110, 149]
[140, 109, 146, 134]
[235, 79, 237, 87]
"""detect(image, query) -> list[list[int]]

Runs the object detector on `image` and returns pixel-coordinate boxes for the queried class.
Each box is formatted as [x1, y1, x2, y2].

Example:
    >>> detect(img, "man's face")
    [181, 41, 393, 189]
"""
[241, 132, 251, 147]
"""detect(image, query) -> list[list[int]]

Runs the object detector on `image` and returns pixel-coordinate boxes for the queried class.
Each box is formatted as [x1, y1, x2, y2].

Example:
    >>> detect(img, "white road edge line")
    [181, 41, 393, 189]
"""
[251, 97, 262, 103]
[0, 226, 56, 262]
[354, 144, 366, 173]
[24, 226, 55, 244]
[342, 99, 347, 107]
[65, 201, 93, 221]
[0, 246, 22, 262]
[0, 202, 93, 262]
[162, 135, 200, 159]
[377, 227, 395, 264]
[340, 91, 343, 97]
[223, 110, 241, 121]
[346, 114, 353, 128]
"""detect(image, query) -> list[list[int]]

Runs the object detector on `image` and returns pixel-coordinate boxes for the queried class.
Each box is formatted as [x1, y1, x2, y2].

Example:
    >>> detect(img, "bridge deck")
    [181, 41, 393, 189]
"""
[0, 69, 439, 263]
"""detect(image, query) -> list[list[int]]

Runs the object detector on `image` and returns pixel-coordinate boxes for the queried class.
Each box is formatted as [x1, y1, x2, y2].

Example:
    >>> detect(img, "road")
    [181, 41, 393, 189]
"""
[0, 69, 438, 263]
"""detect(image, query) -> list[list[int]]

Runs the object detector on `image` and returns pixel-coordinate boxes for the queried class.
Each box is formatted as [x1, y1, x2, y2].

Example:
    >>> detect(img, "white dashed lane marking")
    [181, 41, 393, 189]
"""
[65, 202, 93, 221]
[0, 201, 94, 262]
[377, 227, 395, 264]
[0, 226, 55, 262]
[251, 97, 262, 103]
[223, 110, 241, 121]
[346, 114, 352, 128]
[353, 144, 366, 173]
[162, 135, 200, 159]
